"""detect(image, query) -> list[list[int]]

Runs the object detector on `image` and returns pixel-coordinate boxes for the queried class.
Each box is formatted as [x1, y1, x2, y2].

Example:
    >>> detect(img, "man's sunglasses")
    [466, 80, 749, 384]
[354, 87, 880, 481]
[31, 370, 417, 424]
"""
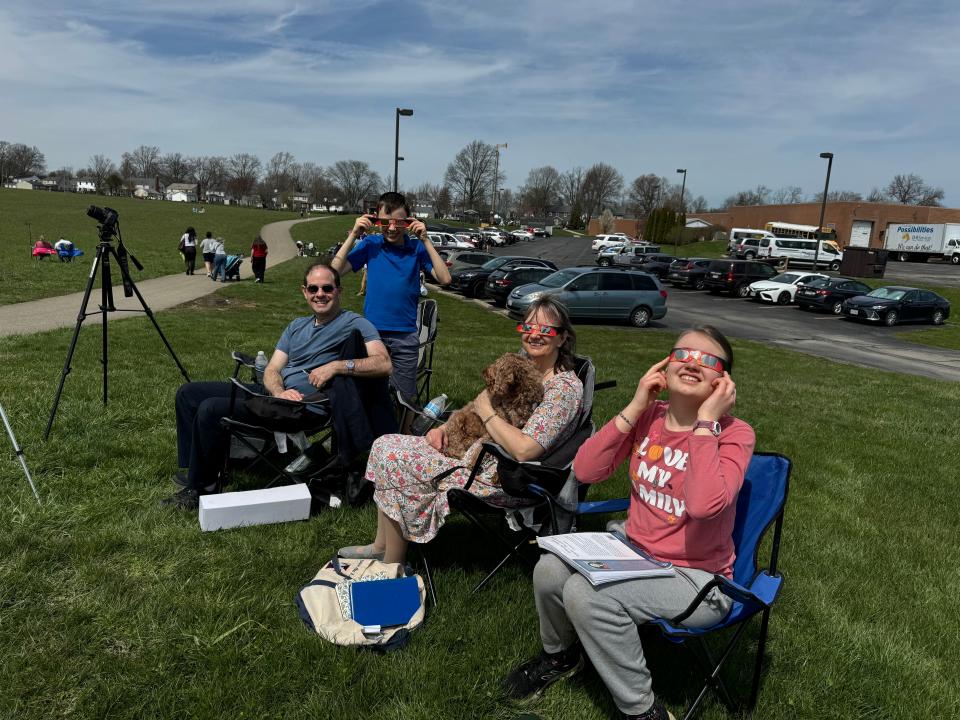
[368, 216, 412, 228]
[304, 283, 338, 295]
[668, 347, 726, 373]
[516, 322, 560, 337]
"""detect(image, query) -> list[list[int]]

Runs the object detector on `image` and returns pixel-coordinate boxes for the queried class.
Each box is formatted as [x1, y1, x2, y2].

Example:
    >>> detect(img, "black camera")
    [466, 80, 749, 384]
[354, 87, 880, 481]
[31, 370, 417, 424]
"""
[87, 205, 119, 234]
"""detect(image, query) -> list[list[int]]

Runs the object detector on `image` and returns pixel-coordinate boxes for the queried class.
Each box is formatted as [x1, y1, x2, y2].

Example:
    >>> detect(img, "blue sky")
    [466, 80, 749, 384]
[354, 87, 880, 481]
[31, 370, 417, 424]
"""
[3, 0, 959, 206]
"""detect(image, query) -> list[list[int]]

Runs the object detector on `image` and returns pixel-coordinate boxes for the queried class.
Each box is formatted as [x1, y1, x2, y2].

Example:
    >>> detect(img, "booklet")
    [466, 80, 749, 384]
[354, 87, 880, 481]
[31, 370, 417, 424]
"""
[537, 531, 675, 586]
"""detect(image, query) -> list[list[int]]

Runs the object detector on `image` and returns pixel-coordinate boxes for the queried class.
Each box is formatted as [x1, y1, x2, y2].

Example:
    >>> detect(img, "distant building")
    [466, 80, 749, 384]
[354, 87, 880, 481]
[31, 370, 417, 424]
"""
[165, 183, 198, 202]
[240, 194, 263, 208]
[5, 176, 40, 190]
[75, 179, 97, 193]
[205, 189, 229, 205]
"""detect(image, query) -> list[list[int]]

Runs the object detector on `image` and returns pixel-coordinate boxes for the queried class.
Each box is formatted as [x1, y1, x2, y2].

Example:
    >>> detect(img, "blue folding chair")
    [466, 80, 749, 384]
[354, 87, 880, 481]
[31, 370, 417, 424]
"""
[577, 452, 792, 719]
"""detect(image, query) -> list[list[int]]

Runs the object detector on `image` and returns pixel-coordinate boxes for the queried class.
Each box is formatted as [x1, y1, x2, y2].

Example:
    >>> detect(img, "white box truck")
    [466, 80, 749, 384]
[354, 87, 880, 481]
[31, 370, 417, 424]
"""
[883, 223, 960, 264]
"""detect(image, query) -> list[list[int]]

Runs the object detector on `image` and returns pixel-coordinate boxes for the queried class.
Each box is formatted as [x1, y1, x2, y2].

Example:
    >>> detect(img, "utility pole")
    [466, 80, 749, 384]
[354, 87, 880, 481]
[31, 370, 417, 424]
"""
[492, 142, 507, 224]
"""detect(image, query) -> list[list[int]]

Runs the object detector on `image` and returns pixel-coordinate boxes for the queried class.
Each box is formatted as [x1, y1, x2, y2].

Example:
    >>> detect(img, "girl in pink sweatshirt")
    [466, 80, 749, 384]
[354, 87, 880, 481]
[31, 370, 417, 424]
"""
[503, 325, 755, 720]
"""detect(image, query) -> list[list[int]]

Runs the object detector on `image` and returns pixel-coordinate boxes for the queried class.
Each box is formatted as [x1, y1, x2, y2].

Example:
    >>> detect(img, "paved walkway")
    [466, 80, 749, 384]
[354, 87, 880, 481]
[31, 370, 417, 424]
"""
[0, 217, 327, 338]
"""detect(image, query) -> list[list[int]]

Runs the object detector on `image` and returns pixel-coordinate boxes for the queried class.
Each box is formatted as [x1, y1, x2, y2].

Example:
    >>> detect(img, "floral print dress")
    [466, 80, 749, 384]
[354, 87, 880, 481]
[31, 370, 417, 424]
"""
[370, 371, 584, 544]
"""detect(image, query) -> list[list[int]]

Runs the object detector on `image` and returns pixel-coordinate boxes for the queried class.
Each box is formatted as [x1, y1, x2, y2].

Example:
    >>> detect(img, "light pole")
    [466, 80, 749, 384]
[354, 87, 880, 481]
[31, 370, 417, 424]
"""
[675, 168, 687, 255]
[492, 142, 507, 225]
[813, 152, 834, 271]
[394, 107, 413, 193]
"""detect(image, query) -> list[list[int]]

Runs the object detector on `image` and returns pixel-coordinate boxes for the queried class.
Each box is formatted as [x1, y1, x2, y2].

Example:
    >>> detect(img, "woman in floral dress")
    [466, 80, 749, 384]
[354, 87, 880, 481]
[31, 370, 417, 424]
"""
[339, 297, 584, 564]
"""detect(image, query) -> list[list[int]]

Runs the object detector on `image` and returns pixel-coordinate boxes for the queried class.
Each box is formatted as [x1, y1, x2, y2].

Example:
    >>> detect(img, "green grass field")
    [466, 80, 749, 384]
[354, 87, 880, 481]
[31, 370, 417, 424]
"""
[0, 188, 297, 305]
[1, 259, 958, 719]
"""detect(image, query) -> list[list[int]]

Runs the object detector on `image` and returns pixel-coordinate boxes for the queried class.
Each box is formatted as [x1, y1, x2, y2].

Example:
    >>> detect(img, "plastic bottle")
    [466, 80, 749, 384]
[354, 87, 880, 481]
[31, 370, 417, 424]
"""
[254, 351, 268, 384]
[410, 393, 447, 436]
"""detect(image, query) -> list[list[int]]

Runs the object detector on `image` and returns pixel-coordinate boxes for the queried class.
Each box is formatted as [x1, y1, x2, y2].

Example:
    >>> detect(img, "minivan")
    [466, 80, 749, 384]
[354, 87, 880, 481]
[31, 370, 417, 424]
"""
[762, 238, 843, 270]
[727, 228, 776, 256]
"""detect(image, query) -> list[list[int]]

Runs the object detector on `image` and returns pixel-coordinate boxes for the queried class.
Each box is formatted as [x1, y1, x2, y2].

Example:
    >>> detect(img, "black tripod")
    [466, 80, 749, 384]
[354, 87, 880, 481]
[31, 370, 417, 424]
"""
[45, 211, 191, 439]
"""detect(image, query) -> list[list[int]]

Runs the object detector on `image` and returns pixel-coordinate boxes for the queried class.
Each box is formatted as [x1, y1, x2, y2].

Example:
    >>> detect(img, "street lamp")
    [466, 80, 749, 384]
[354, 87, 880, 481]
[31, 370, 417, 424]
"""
[492, 142, 507, 224]
[675, 168, 687, 255]
[813, 152, 834, 272]
[394, 108, 413, 193]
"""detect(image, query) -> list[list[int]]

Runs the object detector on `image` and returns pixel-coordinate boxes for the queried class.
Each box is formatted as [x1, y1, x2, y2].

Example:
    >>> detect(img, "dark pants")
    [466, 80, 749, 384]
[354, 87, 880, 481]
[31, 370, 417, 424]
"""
[175, 381, 264, 490]
[251, 256, 266, 282]
[183, 247, 196, 274]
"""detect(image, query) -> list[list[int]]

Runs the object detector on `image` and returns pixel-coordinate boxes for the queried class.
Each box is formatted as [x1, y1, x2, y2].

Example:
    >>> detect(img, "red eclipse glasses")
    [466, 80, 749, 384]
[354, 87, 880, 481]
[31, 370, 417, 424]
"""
[516, 323, 560, 337]
[668, 347, 726, 373]
[368, 216, 413, 228]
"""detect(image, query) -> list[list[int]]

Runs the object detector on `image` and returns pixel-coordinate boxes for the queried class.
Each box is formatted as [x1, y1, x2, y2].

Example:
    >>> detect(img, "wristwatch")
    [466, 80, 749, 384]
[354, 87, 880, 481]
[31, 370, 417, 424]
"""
[693, 419, 721, 436]
[344, 360, 356, 375]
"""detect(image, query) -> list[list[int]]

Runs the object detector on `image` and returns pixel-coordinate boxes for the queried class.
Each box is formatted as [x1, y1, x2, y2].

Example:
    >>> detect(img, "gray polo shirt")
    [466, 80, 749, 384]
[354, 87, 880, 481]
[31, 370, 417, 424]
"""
[276, 311, 380, 396]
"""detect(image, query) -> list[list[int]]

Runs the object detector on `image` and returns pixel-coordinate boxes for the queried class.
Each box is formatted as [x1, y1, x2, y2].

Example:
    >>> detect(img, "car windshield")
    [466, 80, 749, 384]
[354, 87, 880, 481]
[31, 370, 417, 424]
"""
[539, 269, 581, 288]
[771, 273, 802, 284]
[802, 277, 829, 288]
[480, 257, 510, 270]
[867, 288, 907, 300]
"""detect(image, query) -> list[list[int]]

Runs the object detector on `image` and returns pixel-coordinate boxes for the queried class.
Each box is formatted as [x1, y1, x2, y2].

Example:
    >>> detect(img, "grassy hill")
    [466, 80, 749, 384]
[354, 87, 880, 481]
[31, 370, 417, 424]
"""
[0, 189, 297, 305]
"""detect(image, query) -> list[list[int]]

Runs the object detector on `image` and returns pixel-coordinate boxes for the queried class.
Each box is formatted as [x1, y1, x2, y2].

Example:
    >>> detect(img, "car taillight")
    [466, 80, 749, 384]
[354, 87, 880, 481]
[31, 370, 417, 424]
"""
[445, 261, 453, 267]
[495, 279, 512, 286]
[660, 289, 668, 298]
[686, 262, 695, 269]
[816, 289, 829, 296]
[726, 271, 734, 281]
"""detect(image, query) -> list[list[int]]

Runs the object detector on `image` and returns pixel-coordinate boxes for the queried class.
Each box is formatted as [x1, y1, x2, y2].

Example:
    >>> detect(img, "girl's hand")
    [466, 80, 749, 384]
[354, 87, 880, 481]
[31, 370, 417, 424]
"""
[698, 371, 737, 421]
[425, 426, 447, 452]
[628, 357, 669, 412]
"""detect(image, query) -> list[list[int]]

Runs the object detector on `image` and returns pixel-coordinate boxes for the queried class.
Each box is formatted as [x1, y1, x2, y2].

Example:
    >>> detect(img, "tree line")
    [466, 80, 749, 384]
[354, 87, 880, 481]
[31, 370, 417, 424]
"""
[1, 138, 948, 220]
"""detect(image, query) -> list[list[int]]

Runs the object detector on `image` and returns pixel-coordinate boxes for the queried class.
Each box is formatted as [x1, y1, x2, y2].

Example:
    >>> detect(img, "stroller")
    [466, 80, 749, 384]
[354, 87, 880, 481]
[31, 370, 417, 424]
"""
[223, 254, 243, 281]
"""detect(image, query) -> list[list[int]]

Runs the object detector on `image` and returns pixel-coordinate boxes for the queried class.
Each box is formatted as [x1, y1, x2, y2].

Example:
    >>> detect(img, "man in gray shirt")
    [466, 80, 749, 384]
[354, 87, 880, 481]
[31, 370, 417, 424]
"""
[163, 263, 393, 509]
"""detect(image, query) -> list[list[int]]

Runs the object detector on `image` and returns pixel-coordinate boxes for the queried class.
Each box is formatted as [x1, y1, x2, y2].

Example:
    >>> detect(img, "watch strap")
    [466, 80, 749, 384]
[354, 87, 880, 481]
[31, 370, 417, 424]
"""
[693, 419, 721, 436]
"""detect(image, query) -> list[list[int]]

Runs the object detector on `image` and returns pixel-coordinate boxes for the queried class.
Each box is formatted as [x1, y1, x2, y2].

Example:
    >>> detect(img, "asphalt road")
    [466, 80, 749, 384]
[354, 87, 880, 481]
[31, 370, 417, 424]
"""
[454, 236, 960, 382]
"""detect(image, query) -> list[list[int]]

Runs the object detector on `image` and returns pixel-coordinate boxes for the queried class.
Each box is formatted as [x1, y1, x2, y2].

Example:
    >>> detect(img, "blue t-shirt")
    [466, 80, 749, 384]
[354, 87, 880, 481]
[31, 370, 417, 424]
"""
[347, 234, 433, 332]
[275, 310, 380, 396]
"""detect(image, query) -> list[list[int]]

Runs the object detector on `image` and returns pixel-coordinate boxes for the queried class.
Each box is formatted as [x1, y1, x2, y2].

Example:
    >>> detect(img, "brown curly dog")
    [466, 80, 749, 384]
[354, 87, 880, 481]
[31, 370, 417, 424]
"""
[442, 353, 544, 462]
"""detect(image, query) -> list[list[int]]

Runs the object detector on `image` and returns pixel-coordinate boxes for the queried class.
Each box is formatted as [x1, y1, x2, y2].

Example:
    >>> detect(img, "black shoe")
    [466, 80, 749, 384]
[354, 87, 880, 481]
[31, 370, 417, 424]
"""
[160, 487, 203, 510]
[503, 647, 584, 703]
[623, 699, 676, 720]
[172, 471, 189, 487]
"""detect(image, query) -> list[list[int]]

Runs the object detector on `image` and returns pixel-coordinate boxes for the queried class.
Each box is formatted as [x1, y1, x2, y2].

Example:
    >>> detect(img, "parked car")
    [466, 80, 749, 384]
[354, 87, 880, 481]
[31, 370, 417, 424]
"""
[843, 286, 950, 326]
[795, 276, 874, 314]
[666, 258, 712, 290]
[637, 253, 678, 279]
[439, 250, 496, 279]
[449, 256, 557, 298]
[592, 234, 630, 251]
[484, 265, 556, 306]
[511, 230, 534, 241]
[427, 232, 474, 250]
[596, 243, 627, 265]
[597, 244, 662, 267]
[746, 271, 828, 304]
[726, 228, 777, 257]
[703, 259, 778, 297]
[506, 266, 668, 328]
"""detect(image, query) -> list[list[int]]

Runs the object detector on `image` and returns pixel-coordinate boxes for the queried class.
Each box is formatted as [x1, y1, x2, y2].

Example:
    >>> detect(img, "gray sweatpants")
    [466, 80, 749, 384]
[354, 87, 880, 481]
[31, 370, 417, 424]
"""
[380, 330, 420, 402]
[533, 553, 733, 715]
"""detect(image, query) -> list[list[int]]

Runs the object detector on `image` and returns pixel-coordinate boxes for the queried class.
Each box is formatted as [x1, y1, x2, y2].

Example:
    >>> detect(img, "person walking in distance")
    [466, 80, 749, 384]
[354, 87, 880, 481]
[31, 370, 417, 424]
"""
[201, 231, 217, 277]
[251, 235, 268, 283]
[179, 226, 198, 275]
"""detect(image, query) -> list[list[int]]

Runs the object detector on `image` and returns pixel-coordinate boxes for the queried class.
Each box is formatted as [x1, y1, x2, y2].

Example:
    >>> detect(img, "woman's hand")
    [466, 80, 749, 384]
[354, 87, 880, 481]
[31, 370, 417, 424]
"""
[473, 389, 494, 419]
[697, 371, 737, 421]
[628, 357, 669, 413]
[425, 426, 447, 452]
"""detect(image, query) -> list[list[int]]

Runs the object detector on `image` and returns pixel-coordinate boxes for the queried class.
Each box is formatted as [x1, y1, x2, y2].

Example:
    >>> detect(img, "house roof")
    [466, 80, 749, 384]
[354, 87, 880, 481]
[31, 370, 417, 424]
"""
[166, 183, 198, 192]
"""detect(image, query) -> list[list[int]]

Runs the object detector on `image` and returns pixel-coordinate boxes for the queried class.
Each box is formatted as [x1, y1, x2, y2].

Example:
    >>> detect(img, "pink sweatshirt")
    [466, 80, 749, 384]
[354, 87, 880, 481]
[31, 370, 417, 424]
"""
[573, 401, 755, 578]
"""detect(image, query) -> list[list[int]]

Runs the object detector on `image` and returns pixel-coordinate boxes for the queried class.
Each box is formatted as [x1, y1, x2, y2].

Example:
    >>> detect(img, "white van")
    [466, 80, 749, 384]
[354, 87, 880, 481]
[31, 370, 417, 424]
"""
[727, 228, 777, 256]
[763, 238, 843, 270]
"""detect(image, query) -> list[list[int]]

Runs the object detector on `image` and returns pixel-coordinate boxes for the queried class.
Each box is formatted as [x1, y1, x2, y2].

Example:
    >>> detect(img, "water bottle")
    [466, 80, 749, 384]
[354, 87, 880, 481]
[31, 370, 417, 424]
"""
[254, 351, 268, 385]
[411, 393, 447, 436]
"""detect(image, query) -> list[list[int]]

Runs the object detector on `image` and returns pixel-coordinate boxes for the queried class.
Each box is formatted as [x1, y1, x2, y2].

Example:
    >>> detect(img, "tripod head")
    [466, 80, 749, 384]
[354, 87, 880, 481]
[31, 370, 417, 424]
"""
[85, 205, 142, 296]
[87, 205, 119, 242]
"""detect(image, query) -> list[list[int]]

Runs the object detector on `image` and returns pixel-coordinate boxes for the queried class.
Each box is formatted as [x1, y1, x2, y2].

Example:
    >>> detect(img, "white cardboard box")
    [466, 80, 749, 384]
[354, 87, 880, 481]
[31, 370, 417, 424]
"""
[198, 484, 312, 531]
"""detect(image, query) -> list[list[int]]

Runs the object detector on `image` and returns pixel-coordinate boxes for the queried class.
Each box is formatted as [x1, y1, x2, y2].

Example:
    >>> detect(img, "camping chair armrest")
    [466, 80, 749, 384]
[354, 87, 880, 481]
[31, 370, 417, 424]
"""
[231, 351, 257, 380]
[594, 380, 617, 392]
[670, 574, 772, 625]
[577, 497, 631, 515]
[227, 377, 329, 411]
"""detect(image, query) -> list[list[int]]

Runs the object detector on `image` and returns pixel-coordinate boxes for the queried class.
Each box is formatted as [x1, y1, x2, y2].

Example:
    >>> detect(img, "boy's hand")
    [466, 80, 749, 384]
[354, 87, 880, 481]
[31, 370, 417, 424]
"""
[350, 215, 373, 237]
[409, 219, 427, 239]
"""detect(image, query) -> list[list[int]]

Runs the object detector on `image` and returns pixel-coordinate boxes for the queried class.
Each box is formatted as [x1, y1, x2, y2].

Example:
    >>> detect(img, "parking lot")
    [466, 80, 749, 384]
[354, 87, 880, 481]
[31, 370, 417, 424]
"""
[440, 235, 960, 381]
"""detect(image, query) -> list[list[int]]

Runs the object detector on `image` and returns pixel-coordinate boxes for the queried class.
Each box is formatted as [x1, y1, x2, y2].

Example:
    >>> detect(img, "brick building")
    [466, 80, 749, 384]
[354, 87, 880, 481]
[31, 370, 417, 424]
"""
[691, 202, 960, 249]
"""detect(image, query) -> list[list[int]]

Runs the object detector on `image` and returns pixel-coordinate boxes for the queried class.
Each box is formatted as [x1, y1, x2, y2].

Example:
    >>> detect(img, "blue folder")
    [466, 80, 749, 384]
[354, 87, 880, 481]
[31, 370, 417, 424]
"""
[350, 576, 421, 627]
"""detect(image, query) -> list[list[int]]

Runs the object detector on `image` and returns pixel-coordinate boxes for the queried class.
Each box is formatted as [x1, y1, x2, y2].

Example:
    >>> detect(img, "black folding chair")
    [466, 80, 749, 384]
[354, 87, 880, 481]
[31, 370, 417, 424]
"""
[414, 298, 438, 405]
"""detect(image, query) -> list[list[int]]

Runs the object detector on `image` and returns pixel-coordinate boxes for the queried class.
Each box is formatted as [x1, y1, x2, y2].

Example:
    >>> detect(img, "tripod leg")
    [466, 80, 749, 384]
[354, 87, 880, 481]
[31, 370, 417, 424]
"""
[44, 245, 103, 439]
[1, 403, 41, 503]
[109, 246, 191, 383]
[100, 250, 113, 405]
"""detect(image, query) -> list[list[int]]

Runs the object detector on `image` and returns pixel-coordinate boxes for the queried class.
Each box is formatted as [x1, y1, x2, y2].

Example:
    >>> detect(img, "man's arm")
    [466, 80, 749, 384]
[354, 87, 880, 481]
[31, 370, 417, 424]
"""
[263, 349, 303, 401]
[304, 339, 393, 389]
[331, 216, 373, 275]
[409, 220, 451, 285]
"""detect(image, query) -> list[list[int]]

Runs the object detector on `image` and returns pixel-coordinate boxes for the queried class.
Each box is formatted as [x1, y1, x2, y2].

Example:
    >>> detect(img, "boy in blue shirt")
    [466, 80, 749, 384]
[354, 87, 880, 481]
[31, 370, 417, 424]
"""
[332, 192, 451, 400]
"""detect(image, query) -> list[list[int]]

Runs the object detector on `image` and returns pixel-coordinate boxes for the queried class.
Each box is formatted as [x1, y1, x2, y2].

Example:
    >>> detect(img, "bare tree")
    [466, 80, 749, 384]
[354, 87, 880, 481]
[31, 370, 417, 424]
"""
[866, 187, 887, 203]
[558, 166, 585, 206]
[811, 189, 863, 202]
[497, 188, 516, 219]
[443, 140, 503, 211]
[160, 152, 192, 184]
[599, 208, 616, 234]
[88, 154, 116, 190]
[689, 195, 708, 213]
[264, 151, 296, 192]
[327, 160, 381, 212]
[126, 145, 161, 178]
[191, 155, 228, 197]
[435, 186, 452, 217]
[626, 174, 663, 216]
[3, 142, 46, 177]
[580, 162, 624, 225]
[722, 185, 771, 209]
[227, 153, 262, 198]
[771, 185, 804, 204]
[519, 165, 561, 216]
[884, 173, 944, 206]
